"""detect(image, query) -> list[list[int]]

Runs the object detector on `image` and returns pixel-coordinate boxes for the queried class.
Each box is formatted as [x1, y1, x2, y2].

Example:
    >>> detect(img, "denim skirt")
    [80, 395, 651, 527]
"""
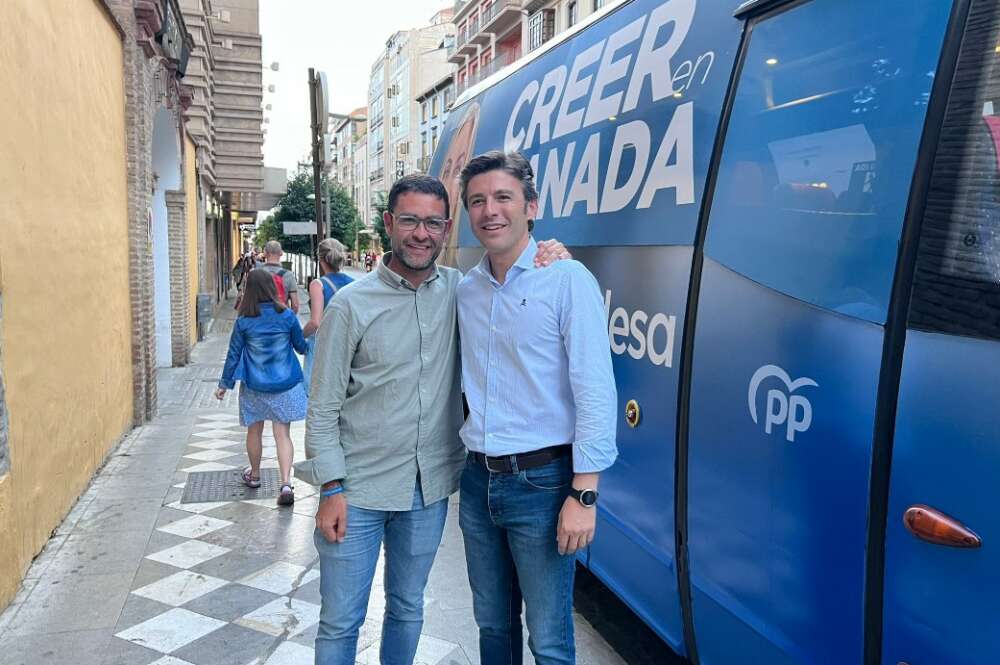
[238, 382, 307, 426]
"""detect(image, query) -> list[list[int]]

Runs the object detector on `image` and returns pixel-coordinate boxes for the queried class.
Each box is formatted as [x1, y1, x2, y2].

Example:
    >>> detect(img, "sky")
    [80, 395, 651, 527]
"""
[259, 0, 452, 175]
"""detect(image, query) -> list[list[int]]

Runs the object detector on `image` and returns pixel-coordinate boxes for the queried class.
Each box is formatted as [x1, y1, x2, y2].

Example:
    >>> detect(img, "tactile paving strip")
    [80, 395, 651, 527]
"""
[182, 468, 283, 502]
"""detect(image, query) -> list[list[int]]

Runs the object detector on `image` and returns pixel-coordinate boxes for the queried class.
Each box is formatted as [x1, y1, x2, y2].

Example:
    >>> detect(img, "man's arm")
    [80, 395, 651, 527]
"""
[557, 264, 618, 555]
[296, 301, 356, 542]
[289, 280, 301, 314]
[295, 301, 355, 486]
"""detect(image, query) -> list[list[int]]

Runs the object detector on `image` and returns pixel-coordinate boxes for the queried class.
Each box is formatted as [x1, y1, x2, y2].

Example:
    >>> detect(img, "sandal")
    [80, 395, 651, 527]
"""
[277, 484, 295, 506]
[241, 466, 261, 489]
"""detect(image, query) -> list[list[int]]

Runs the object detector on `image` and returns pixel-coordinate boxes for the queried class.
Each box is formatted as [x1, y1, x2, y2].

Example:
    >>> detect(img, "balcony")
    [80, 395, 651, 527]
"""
[456, 51, 519, 95]
[476, 0, 521, 43]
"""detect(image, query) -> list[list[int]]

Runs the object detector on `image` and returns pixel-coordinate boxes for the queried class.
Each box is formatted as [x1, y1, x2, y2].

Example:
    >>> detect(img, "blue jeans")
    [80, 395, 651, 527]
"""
[313, 483, 448, 665]
[459, 453, 576, 665]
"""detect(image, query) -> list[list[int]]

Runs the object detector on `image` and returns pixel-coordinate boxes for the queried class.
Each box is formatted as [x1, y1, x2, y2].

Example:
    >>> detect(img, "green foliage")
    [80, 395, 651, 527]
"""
[254, 214, 281, 248]
[371, 191, 391, 251]
[270, 171, 318, 255]
[255, 172, 365, 257]
[327, 184, 359, 246]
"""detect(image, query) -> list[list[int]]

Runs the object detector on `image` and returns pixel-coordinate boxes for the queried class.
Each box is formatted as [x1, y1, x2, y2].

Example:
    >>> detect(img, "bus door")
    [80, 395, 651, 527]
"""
[684, 1, 953, 663]
[882, 2, 1000, 662]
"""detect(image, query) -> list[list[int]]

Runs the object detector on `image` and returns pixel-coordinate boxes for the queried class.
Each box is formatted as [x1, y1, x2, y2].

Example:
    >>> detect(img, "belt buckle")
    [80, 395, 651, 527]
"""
[484, 455, 508, 473]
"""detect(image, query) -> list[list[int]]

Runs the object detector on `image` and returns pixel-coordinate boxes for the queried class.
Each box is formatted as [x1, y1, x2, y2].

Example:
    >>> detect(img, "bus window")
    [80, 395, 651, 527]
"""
[703, 0, 949, 323]
[909, 27, 1000, 341]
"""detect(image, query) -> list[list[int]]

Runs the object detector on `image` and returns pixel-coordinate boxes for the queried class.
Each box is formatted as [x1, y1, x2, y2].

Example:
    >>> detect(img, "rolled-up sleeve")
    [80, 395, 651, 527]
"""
[560, 265, 618, 473]
[294, 301, 356, 486]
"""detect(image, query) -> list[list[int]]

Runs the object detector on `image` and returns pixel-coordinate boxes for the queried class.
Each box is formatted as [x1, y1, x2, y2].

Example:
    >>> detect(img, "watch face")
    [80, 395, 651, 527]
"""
[579, 489, 598, 507]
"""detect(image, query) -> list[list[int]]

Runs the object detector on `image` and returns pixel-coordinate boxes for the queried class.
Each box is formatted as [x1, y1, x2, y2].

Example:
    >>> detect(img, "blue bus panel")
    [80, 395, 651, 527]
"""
[438, 0, 742, 248]
[883, 331, 1000, 665]
[688, 258, 883, 665]
[432, 0, 989, 663]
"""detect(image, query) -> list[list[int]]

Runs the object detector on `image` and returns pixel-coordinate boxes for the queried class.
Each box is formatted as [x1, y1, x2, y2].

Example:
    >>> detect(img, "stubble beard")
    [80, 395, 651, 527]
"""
[392, 238, 441, 272]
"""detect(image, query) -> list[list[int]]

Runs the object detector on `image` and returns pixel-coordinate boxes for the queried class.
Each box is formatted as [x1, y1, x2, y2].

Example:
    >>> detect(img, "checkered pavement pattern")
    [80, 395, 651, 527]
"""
[108, 414, 467, 665]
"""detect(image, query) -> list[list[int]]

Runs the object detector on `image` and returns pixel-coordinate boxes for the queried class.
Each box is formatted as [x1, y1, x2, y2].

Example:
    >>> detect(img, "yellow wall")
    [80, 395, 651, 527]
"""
[0, 1, 133, 607]
[185, 136, 199, 346]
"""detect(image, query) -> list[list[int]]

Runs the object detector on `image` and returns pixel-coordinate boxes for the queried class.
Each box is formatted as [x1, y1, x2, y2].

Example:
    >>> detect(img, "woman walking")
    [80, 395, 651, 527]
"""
[302, 238, 354, 393]
[215, 268, 308, 506]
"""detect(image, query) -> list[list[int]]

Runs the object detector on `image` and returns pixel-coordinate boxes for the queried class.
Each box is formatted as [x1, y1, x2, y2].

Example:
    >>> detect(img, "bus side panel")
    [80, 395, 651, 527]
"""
[883, 331, 1000, 665]
[688, 259, 881, 665]
[575, 245, 692, 652]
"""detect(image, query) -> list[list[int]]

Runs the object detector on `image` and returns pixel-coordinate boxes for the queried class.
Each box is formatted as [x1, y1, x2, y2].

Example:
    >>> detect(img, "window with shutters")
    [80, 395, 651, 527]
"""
[527, 9, 554, 52]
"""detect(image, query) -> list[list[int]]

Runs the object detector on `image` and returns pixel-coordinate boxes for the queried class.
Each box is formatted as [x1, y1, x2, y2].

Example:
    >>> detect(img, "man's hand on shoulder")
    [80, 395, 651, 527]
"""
[535, 238, 572, 267]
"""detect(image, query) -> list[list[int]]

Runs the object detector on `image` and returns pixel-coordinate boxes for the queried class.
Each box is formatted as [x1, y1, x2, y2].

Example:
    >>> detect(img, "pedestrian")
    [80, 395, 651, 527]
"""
[259, 240, 299, 312]
[302, 238, 354, 394]
[456, 151, 618, 665]
[295, 174, 569, 665]
[215, 268, 309, 507]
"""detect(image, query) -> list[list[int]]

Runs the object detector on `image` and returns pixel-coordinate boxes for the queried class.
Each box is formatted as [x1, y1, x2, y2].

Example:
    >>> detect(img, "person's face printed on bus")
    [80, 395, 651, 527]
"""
[439, 104, 479, 224]
[383, 192, 452, 272]
[465, 169, 538, 259]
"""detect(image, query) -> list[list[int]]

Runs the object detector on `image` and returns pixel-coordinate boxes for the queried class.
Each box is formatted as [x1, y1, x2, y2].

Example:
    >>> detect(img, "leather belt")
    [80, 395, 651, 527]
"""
[471, 445, 571, 474]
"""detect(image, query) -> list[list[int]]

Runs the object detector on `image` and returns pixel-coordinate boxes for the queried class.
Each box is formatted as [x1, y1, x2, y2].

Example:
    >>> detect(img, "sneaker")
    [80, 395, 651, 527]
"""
[241, 467, 261, 489]
[277, 484, 294, 506]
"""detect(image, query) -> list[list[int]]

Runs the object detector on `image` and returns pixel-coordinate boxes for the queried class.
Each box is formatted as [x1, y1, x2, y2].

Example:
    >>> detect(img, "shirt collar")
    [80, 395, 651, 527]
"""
[377, 252, 441, 291]
[474, 236, 537, 286]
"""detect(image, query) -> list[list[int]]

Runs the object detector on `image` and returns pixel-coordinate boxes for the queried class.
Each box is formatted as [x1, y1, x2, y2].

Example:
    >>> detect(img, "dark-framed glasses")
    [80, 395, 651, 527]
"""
[394, 214, 448, 235]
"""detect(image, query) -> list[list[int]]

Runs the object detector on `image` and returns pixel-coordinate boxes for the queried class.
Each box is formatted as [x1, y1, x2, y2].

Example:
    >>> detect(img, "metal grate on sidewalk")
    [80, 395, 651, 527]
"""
[182, 468, 283, 502]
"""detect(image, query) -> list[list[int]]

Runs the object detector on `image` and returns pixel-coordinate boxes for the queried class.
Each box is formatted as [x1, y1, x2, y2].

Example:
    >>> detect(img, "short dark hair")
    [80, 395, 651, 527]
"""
[459, 151, 539, 231]
[387, 174, 450, 218]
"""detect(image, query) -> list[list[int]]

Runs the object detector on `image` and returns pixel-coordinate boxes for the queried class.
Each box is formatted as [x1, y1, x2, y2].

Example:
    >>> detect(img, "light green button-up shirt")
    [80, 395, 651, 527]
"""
[294, 256, 465, 511]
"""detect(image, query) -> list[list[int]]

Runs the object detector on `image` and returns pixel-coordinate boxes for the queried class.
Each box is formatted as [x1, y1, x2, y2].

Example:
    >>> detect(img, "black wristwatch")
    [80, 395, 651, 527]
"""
[569, 488, 598, 508]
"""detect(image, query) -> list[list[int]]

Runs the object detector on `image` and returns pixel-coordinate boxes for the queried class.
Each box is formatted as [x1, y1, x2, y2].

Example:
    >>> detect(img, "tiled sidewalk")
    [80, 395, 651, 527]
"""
[0, 289, 627, 665]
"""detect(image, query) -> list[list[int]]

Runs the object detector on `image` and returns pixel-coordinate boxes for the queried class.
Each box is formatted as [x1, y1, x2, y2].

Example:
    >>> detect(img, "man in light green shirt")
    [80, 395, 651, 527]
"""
[296, 174, 563, 664]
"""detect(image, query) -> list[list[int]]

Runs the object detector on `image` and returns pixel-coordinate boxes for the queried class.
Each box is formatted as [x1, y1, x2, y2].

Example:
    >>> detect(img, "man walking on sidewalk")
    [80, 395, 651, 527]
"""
[296, 173, 568, 665]
[259, 240, 299, 313]
[456, 151, 618, 665]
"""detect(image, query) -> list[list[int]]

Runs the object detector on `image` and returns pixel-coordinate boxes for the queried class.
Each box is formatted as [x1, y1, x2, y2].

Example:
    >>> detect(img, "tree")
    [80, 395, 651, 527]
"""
[327, 184, 360, 246]
[270, 171, 317, 256]
[255, 173, 364, 257]
[371, 191, 391, 251]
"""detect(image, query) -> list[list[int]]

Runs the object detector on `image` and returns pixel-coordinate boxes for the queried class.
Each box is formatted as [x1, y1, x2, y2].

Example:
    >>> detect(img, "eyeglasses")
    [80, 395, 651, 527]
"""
[393, 214, 448, 235]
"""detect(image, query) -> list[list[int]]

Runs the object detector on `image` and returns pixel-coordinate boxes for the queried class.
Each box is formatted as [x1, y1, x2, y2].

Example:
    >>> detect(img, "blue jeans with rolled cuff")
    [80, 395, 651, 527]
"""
[459, 452, 577, 665]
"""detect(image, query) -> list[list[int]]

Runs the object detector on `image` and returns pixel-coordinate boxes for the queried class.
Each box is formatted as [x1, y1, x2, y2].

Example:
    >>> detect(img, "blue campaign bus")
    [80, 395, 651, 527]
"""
[430, 0, 1000, 663]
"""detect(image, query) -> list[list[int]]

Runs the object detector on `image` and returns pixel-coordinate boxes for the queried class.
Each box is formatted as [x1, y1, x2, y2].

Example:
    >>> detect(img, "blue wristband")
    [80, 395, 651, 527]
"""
[320, 486, 344, 498]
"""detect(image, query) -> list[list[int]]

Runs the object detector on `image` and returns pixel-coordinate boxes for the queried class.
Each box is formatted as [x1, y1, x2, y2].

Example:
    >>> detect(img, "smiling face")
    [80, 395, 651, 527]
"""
[383, 191, 451, 276]
[465, 169, 538, 262]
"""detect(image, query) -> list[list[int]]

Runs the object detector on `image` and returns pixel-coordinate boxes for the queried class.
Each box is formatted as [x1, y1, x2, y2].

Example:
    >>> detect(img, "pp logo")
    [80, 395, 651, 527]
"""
[748, 365, 818, 442]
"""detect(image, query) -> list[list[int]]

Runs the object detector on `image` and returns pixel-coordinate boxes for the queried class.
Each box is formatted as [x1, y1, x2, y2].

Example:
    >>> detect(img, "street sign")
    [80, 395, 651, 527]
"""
[283, 221, 316, 235]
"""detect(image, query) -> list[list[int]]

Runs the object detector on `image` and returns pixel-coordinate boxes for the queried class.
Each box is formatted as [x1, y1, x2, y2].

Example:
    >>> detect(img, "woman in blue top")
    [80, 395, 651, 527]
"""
[302, 238, 354, 393]
[215, 269, 308, 506]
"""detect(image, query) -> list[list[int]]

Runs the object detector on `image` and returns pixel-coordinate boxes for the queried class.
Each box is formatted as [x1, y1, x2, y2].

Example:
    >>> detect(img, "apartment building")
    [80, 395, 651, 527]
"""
[415, 72, 455, 171]
[448, 0, 521, 96]
[329, 108, 371, 228]
[368, 10, 455, 205]
[523, 0, 617, 54]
